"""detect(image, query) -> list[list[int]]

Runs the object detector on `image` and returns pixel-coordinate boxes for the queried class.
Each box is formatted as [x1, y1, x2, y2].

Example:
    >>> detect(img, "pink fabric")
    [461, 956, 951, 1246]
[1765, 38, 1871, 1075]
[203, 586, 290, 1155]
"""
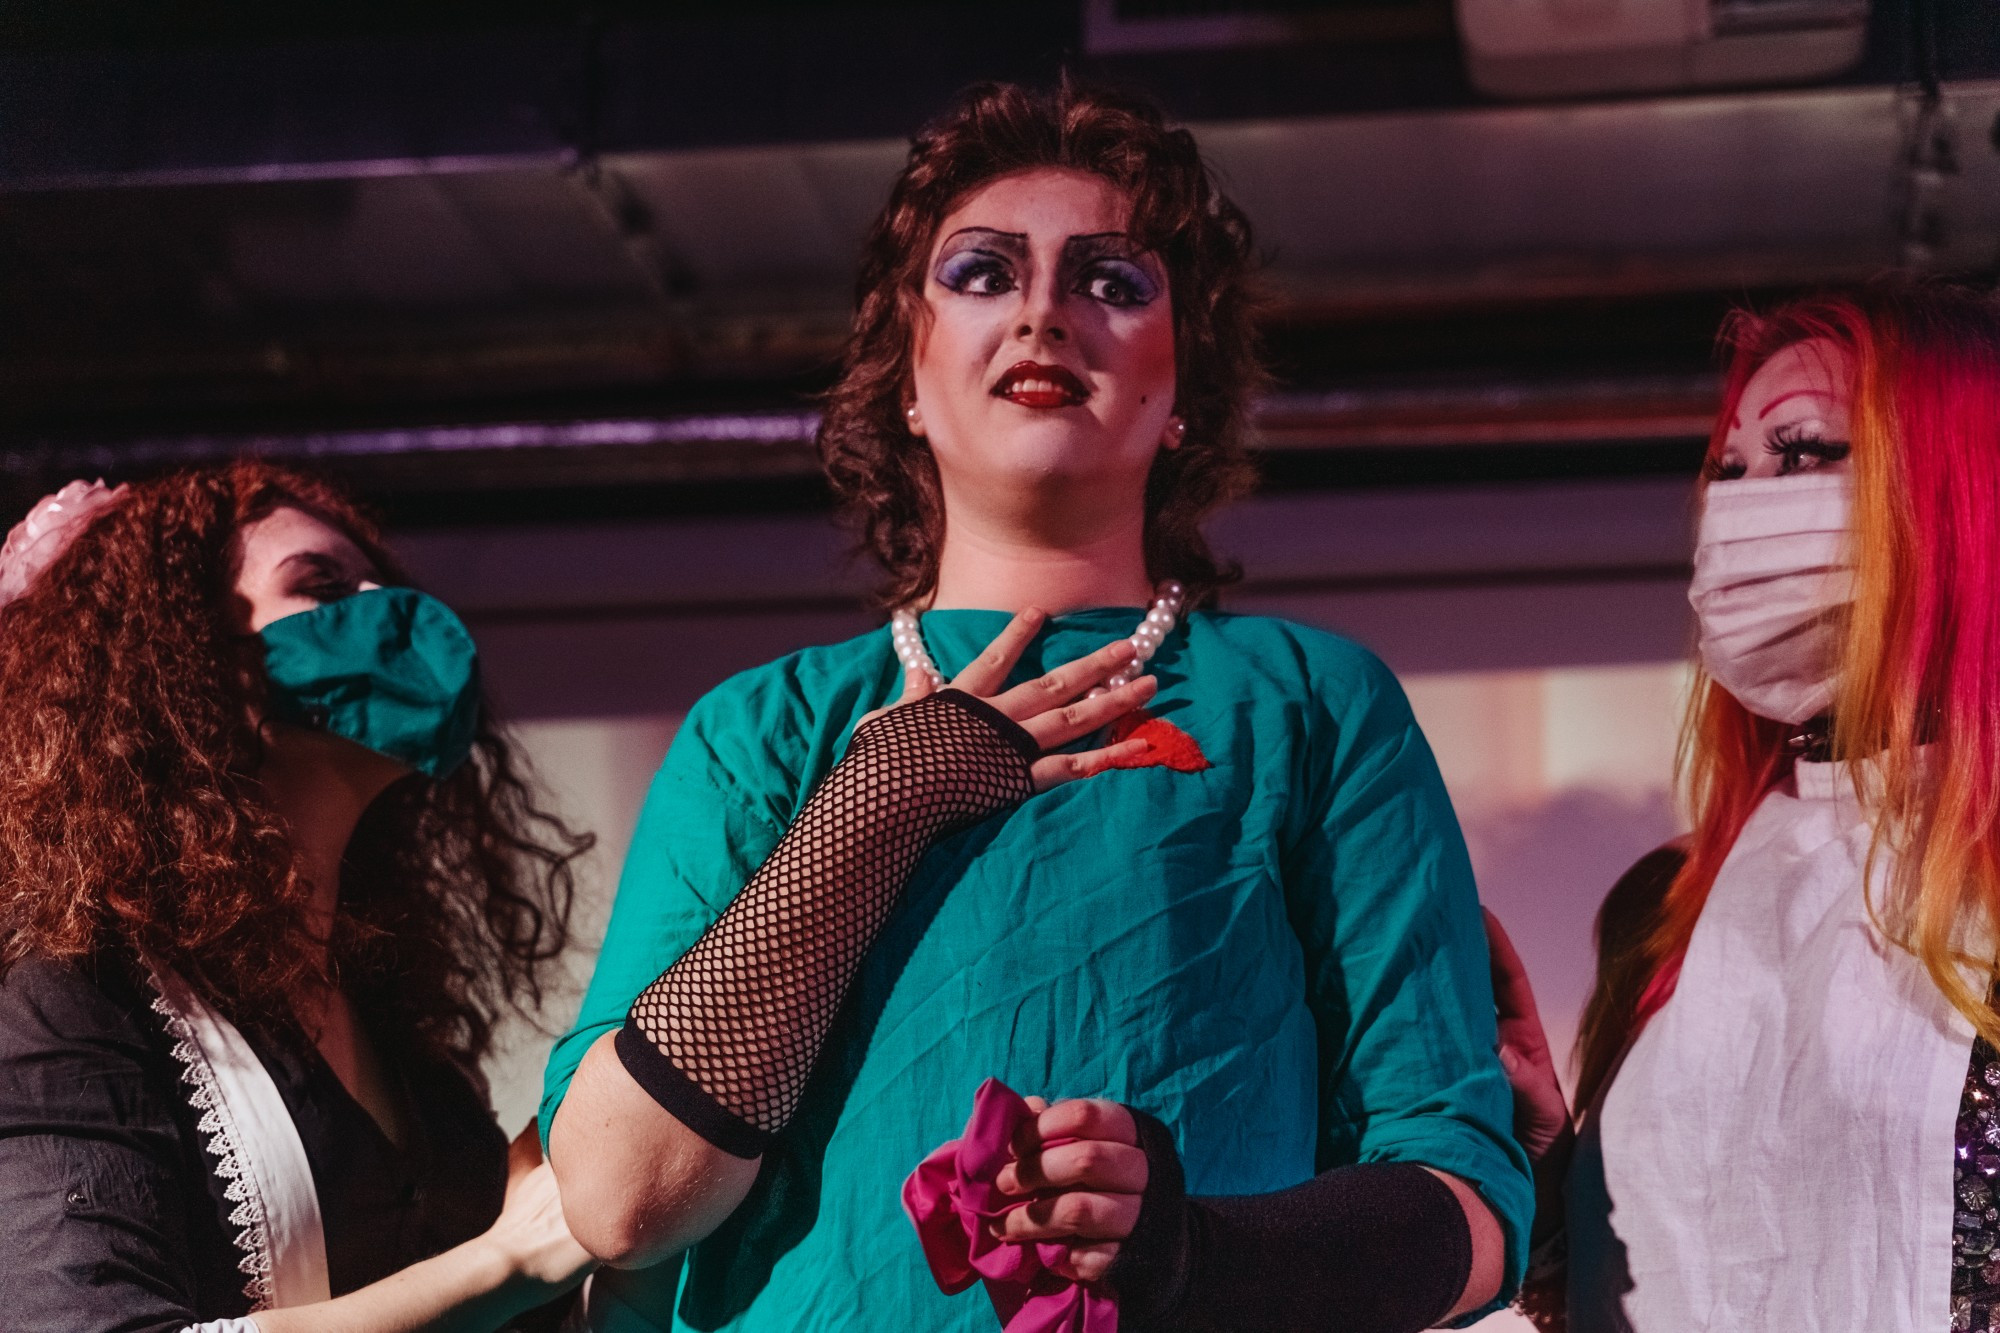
[903, 1078, 1118, 1333]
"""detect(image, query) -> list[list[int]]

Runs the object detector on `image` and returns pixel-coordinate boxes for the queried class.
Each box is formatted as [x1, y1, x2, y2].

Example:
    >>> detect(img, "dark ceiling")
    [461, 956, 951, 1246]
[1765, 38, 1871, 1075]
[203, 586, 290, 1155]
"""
[2, 0, 1996, 523]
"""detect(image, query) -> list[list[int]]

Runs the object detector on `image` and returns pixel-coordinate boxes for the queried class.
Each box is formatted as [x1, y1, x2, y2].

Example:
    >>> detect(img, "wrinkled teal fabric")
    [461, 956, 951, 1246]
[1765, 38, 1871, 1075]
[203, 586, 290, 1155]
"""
[541, 609, 1530, 1331]
[259, 587, 481, 779]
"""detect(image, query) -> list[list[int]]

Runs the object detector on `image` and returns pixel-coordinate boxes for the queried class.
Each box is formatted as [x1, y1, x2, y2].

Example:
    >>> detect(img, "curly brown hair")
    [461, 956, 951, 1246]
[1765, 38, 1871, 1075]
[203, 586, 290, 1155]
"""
[818, 78, 1264, 609]
[0, 461, 588, 1063]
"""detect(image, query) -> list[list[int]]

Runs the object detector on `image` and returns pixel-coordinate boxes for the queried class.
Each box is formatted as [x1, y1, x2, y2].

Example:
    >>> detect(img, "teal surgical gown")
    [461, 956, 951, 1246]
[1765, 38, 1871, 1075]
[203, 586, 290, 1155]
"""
[540, 608, 1531, 1330]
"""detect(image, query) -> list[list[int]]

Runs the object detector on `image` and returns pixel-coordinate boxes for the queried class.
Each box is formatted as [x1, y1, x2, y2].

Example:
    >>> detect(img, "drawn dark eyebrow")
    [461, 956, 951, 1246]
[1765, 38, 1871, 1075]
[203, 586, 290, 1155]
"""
[1063, 231, 1135, 250]
[279, 551, 340, 572]
[936, 227, 1027, 252]
[1063, 233, 1162, 275]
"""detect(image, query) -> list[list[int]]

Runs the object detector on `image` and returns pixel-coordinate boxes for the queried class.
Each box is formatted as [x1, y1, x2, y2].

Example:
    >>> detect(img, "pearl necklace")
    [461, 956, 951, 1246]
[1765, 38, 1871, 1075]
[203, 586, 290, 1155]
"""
[889, 581, 1186, 694]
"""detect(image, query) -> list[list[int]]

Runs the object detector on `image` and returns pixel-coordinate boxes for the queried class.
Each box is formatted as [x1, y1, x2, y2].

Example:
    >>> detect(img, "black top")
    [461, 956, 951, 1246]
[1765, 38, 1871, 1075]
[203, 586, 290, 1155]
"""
[0, 953, 509, 1332]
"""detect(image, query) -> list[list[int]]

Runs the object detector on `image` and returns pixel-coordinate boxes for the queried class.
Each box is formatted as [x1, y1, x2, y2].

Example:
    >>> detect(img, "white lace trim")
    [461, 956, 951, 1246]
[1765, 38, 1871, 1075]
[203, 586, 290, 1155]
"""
[145, 975, 277, 1311]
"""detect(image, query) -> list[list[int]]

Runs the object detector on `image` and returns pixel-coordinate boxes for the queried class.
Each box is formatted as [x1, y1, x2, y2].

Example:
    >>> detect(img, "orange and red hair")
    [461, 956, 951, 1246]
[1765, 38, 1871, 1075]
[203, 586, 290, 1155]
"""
[1576, 284, 2000, 1109]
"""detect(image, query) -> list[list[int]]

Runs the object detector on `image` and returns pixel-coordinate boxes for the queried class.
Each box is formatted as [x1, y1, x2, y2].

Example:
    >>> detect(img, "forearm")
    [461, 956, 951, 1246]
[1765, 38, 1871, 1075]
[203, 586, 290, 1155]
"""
[548, 1032, 759, 1267]
[247, 1236, 537, 1333]
[560, 693, 1033, 1262]
[1430, 1167, 1506, 1321]
[1527, 1123, 1576, 1251]
[617, 690, 1036, 1157]
[1514, 1125, 1576, 1332]
[552, 697, 1031, 1263]
[1111, 1114, 1495, 1333]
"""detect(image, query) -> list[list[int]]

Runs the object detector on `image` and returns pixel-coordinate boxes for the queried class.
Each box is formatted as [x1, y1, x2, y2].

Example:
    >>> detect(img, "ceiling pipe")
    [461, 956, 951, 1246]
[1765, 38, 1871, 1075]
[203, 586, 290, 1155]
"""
[1, 373, 1720, 492]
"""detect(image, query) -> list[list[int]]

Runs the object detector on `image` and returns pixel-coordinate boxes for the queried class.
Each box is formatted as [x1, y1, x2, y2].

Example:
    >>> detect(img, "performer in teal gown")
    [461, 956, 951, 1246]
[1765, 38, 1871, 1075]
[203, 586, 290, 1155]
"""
[542, 80, 1530, 1333]
[543, 609, 1526, 1328]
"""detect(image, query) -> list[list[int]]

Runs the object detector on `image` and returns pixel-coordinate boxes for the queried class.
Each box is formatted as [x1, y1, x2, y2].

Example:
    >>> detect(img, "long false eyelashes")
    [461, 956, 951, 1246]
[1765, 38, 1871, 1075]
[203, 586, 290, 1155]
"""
[1076, 257, 1159, 308]
[1702, 424, 1852, 482]
[1764, 421, 1852, 475]
[934, 249, 1015, 296]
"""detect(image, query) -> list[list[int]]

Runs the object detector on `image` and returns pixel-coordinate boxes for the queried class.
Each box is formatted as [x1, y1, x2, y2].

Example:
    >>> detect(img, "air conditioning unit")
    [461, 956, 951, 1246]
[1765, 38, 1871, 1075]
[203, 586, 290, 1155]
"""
[1455, 0, 1870, 99]
[1082, 0, 1451, 54]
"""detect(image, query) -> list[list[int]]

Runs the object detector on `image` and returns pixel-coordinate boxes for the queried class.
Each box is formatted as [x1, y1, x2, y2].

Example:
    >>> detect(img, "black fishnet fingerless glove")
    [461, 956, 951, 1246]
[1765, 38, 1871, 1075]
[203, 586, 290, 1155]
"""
[615, 689, 1038, 1157]
[1108, 1110, 1474, 1333]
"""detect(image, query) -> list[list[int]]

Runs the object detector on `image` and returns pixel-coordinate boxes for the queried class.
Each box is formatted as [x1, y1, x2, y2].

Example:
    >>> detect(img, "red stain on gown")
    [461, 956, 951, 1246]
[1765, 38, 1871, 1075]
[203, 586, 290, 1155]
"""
[1105, 710, 1210, 772]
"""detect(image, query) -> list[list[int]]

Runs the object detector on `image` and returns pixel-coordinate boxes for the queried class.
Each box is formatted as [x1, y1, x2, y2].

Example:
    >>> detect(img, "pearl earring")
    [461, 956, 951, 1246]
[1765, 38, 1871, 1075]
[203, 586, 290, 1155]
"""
[1164, 418, 1187, 448]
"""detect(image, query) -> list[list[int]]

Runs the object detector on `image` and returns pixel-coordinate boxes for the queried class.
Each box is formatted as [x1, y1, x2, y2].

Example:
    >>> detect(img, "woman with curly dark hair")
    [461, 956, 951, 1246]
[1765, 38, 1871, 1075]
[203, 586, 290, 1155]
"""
[542, 79, 1529, 1333]
[0, 462, 596, 1331]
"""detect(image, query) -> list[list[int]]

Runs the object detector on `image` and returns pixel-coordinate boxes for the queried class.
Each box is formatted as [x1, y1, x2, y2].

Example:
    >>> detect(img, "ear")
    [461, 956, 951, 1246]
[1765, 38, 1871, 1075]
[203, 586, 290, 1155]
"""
[903, 401, 927, 439]
[1161, 416, 1187, 451]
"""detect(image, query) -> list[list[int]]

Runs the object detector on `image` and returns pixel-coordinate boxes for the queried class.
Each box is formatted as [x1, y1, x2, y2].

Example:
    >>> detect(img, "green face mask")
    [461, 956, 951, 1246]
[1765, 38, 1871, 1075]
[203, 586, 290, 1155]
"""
[259, 587, 481, 779]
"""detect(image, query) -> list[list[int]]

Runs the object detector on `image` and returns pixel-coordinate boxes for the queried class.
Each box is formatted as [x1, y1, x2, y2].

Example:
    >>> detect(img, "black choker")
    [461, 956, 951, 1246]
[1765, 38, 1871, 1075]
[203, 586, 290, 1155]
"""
[1786, 715, 1835, 764]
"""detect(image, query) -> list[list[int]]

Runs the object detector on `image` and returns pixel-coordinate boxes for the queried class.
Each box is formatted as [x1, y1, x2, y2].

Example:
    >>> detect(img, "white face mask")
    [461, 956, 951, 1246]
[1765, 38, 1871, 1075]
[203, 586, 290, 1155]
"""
[1688, 472, 1854, 725]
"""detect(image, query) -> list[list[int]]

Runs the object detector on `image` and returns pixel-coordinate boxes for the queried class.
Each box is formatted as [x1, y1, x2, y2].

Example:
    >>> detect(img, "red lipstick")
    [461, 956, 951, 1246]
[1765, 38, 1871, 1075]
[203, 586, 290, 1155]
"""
[992, 361, 1090, 409]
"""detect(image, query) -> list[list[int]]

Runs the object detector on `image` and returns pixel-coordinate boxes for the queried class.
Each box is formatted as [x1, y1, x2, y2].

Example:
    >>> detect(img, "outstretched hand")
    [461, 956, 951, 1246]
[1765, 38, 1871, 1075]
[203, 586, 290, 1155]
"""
[867, 608, 1157, 793]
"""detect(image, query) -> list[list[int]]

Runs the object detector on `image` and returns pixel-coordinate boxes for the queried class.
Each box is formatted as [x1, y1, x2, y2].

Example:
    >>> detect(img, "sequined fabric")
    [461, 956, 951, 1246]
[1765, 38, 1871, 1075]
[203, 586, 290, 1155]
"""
[1953, 1035, 2000, 1330]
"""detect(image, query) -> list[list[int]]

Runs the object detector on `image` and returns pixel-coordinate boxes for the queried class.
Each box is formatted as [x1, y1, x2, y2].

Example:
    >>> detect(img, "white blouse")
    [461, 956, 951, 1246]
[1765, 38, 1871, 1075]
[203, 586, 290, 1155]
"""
[1567, 757, 1974, 1331]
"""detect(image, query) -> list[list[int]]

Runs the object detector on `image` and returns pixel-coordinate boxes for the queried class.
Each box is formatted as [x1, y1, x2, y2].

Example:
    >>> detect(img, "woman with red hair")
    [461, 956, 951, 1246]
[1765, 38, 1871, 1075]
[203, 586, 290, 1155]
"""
[0, 462, 596, 1330]
[1496, 283, 2000, 1332]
